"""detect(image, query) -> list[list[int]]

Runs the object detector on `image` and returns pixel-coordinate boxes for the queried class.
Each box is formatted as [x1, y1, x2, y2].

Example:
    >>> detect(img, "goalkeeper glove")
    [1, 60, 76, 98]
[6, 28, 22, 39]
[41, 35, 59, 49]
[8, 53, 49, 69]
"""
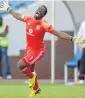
[71, 37, 85, 44]
[0, 0, 12, 13]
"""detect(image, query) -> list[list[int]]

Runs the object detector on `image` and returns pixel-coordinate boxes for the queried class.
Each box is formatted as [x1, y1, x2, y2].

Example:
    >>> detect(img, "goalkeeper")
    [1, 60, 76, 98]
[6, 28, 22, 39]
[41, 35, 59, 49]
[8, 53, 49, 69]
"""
[0, 1, 84, 97]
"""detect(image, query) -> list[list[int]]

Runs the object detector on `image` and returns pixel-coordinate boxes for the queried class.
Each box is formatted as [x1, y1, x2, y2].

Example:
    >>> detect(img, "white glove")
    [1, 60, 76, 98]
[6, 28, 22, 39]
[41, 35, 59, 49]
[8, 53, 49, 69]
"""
[72, 37, 85, 44]
[0, 0, 9, 12]
[76, 37, 85, 44]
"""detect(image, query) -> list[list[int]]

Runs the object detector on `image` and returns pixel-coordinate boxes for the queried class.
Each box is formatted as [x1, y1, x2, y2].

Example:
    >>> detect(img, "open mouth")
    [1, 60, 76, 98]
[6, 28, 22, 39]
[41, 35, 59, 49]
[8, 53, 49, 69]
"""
[36, 11, 41, 16]
[36, 12, 40, 15]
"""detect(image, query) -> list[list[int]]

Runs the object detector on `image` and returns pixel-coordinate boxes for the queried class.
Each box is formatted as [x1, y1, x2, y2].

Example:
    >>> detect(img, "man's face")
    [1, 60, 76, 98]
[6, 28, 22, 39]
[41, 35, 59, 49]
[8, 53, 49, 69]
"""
[34, 6, 46, 19]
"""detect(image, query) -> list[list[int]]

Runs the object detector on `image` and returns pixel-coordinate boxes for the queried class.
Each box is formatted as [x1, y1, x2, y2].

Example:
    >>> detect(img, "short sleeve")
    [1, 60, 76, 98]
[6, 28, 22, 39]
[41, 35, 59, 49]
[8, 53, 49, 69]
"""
[42, 21, 54, 32]
[47, 25, 54, 32]
[22, 15, 31, 22]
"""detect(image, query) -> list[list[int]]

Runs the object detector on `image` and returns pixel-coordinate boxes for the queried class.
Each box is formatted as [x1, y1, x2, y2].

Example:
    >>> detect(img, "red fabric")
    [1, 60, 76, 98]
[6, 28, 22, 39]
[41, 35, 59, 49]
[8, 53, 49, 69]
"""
[22, 67, 39, 90]
[22, 48, 44, 65]
[22, 15, 54, 50]
[22, 66, 33, 79]
[22, 15, 31, 22]
[33, 76, 39, 90]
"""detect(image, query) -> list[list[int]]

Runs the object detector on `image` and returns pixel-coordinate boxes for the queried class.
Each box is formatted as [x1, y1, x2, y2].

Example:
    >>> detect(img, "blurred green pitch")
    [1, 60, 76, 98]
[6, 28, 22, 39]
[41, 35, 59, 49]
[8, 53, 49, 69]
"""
[0, 80, 85, 98]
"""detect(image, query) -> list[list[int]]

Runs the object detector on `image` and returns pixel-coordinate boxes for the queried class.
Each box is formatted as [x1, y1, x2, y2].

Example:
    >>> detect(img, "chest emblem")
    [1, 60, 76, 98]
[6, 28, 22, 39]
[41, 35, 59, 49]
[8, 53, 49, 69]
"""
[36, 25, 40, 30]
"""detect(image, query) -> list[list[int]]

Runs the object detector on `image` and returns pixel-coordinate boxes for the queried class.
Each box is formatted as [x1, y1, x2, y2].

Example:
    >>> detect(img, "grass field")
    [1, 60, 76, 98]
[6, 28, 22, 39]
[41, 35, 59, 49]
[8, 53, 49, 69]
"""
[0, 80, 85, 98]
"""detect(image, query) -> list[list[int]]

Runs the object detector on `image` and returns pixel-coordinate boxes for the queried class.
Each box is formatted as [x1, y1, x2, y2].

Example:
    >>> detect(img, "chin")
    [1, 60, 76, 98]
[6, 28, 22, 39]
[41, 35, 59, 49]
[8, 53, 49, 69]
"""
[34, 15, 42, 19]
[35, 16, 41, 20]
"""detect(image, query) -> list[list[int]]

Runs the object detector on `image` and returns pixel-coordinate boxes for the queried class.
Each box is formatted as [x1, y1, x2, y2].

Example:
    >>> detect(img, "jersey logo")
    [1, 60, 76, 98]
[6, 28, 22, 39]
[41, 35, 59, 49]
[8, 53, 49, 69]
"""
[36, 25, 40, 30]
[27, 28, 35, 36]
[29, 28, 33, 34]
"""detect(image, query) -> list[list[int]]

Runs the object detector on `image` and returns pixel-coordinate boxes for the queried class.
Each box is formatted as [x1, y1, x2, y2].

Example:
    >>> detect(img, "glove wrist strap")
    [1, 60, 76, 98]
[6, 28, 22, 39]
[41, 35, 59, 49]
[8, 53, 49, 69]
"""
[7, 7, 12, 13]
[71, 37, 73, 41]
[71, 37, 76, 42]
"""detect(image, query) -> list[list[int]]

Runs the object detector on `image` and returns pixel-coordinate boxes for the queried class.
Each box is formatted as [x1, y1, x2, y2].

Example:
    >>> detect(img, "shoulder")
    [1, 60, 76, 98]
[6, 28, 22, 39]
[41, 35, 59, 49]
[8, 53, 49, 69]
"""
[41, 19, 54, 32]
[41, 20, 50, 28]
[22, 15, 32, 22]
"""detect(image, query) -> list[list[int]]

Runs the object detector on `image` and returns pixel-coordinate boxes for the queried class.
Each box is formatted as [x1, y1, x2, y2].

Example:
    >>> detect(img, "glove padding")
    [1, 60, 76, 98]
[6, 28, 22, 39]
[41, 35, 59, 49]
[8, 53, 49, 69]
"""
[0, 0, 9, 12]
[71, 37, 85, 44]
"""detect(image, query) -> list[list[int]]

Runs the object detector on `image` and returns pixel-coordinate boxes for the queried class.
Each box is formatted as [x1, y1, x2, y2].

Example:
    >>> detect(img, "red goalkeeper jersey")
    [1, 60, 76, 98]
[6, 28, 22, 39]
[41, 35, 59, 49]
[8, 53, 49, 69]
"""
[22, 15, 54, 51]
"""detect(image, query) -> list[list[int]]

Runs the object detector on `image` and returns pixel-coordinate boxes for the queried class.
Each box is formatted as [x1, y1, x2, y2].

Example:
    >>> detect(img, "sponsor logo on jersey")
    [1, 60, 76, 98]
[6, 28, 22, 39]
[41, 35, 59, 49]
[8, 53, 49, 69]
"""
[29, 29, 33, 34]
[27, 28, 35, 36]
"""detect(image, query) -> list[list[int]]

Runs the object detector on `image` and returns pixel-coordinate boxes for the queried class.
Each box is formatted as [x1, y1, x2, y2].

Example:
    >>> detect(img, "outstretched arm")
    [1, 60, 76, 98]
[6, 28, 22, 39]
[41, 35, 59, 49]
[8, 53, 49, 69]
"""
[9, 10, 23, 21]
[43, 22, 73, 41]
[51, 29, 72, 41]
[50, 29, 85, 44]
[0, 0, 23, 21]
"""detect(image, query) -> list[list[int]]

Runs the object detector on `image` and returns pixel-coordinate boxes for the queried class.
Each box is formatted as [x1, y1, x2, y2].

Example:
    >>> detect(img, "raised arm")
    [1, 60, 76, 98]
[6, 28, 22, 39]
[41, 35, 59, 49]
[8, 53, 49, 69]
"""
[9, 10, 23, 21]
[50, 29, 85, 44]
[0, 0, 23, 21]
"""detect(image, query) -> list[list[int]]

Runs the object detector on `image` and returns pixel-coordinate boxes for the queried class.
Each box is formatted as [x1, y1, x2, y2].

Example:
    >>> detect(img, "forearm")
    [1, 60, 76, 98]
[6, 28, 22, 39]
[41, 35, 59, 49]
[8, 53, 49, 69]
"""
[0, 1, 23, 21]
[50, 29, 84, 44]
[58, 32, 72, 41]
[51, 30, 72, 41]
[8, 8, 23, 21]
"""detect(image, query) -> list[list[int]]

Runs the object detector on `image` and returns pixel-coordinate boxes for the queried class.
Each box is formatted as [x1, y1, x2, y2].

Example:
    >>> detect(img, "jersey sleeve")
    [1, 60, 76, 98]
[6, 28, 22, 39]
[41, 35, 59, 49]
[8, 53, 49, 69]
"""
[47, 25, 54, 32]
[22, 15, 31, 22]
[42, 21, 54, 33]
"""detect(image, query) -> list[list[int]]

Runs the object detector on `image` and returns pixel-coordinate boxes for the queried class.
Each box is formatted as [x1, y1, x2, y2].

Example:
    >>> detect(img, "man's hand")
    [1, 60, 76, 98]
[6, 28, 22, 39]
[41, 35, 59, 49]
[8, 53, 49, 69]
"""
[71, 37, 85, 44]
[0, 0, 9, 12]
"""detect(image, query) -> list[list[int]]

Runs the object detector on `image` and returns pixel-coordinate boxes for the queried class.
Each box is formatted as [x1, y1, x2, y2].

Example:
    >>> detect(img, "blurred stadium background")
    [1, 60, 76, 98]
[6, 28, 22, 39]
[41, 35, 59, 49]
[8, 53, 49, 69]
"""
[0, 0, 85, 82]
[0, 0, 85, 98]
